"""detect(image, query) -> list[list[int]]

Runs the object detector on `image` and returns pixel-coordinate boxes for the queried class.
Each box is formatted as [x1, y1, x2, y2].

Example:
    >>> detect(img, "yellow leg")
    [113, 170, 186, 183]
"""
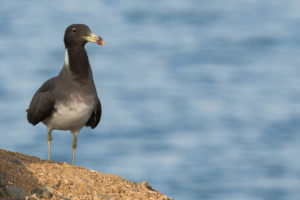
[71, 131, 78, 165]
[47, 128, 52, 161]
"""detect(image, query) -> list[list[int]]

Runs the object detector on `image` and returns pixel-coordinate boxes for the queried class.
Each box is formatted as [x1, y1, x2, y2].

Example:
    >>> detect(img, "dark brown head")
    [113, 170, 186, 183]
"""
[64, 24, 104, 47]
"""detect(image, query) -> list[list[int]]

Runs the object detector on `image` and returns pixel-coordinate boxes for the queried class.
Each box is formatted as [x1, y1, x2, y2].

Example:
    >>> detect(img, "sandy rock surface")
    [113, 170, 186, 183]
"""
[0, 149, 172, 200]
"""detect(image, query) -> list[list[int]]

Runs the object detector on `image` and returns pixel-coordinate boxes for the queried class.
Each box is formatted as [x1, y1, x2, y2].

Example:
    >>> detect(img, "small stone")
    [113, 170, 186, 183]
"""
[141, 181, 155, 191]
[31, 187, 43, 197]
[6, 185, 26, 200]
[28, 194, 39, 200]
[55, 194, 71, 200]
[0, 187, 6, 198]
[9, 159, 23, 165]
[45, 186, 54, 193]
[42, 187, 53, 199]
[86, 186, 91, 193]
[55, 180, 62, 188]
[0, 173, 6, 186]
[97, 194, 112, 200]
[31, 187, 53, 199]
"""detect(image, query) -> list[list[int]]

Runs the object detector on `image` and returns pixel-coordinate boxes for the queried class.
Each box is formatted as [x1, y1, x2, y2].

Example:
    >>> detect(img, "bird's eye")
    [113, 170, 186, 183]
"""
[72, 28, 76, 33]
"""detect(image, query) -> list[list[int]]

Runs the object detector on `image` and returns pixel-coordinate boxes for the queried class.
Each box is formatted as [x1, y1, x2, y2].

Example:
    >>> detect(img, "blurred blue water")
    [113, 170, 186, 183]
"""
[1, 0, 300, 199]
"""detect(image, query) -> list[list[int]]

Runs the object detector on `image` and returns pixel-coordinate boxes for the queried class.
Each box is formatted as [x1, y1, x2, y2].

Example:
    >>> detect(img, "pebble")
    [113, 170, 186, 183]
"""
[86, 186, 91, 194]
[6, 185, 26, 200]
[55, 180, 62, 188]
[0, 187, 6, 198]
[27, 194, 39, 200]
[55, 194, 71, 200]
[0, 172, 5, 186]
[141, 181, 155, 191]
[9, 159, 23, 165]
[97, 194, 112, 200]
[31, 186, 53, 198]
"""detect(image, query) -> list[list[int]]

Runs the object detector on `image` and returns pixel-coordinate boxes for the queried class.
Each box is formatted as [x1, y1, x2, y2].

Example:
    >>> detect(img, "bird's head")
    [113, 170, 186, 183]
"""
[64, 24, 104, 47]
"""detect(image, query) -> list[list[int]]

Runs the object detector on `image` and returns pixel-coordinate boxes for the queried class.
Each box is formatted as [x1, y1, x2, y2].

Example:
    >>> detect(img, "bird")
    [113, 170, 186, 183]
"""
[26, 24, 104, 165]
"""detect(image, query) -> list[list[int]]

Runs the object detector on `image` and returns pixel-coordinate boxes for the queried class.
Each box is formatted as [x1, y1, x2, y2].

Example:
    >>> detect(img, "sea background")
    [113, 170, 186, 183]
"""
[1, 0, 300, 199]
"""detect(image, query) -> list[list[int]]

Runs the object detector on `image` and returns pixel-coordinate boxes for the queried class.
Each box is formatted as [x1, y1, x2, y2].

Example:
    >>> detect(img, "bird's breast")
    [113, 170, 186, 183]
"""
[43, 95, 96, 131]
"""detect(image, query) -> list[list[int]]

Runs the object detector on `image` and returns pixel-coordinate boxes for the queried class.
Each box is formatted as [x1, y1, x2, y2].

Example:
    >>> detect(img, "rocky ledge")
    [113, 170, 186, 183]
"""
[0, 149, 172, 200]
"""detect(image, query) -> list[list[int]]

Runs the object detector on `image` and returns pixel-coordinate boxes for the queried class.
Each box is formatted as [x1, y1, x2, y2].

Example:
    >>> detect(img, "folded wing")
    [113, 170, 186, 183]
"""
[27, 77, 56, 125]
[85, 98, 102, 129]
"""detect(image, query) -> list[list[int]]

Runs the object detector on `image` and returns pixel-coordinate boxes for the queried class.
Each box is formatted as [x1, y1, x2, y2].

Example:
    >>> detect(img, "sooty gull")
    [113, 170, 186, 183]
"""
[27, 24, 104, 165]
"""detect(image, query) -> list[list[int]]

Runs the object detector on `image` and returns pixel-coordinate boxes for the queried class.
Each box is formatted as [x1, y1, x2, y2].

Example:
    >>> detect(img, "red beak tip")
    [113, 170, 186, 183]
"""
[97, 40, 104, 46]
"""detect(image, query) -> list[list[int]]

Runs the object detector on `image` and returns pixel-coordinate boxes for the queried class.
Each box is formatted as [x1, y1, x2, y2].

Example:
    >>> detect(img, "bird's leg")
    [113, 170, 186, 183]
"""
[47, 128, 52, 161]
[71, 131, 79, 165]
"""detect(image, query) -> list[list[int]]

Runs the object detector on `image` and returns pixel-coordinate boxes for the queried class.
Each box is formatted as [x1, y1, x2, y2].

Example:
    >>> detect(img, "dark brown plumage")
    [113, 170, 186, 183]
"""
[27, 24, 104, 165]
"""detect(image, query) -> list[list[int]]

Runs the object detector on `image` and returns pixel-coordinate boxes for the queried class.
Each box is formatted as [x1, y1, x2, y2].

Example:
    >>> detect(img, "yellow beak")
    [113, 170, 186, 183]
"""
[82, 32, 104, 46]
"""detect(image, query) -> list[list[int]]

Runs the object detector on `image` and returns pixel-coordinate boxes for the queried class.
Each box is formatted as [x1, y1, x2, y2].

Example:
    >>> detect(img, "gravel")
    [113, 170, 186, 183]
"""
[0, 148, 172, 200]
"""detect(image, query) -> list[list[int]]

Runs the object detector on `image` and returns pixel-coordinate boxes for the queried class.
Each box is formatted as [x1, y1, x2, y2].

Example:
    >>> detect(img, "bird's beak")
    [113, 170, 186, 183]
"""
[82, 32, 104, 46]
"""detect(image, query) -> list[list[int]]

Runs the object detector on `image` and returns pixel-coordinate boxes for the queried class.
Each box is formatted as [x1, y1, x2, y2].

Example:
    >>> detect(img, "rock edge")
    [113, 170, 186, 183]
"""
[0, 149, 172, 200]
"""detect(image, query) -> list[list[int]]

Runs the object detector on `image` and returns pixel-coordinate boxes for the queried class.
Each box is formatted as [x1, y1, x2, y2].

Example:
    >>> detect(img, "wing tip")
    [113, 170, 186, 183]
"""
[26, 109, 39, 126]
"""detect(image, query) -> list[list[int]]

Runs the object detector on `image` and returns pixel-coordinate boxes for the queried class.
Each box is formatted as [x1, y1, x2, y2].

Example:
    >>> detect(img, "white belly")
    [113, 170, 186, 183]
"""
[43, 99, 94, 131]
